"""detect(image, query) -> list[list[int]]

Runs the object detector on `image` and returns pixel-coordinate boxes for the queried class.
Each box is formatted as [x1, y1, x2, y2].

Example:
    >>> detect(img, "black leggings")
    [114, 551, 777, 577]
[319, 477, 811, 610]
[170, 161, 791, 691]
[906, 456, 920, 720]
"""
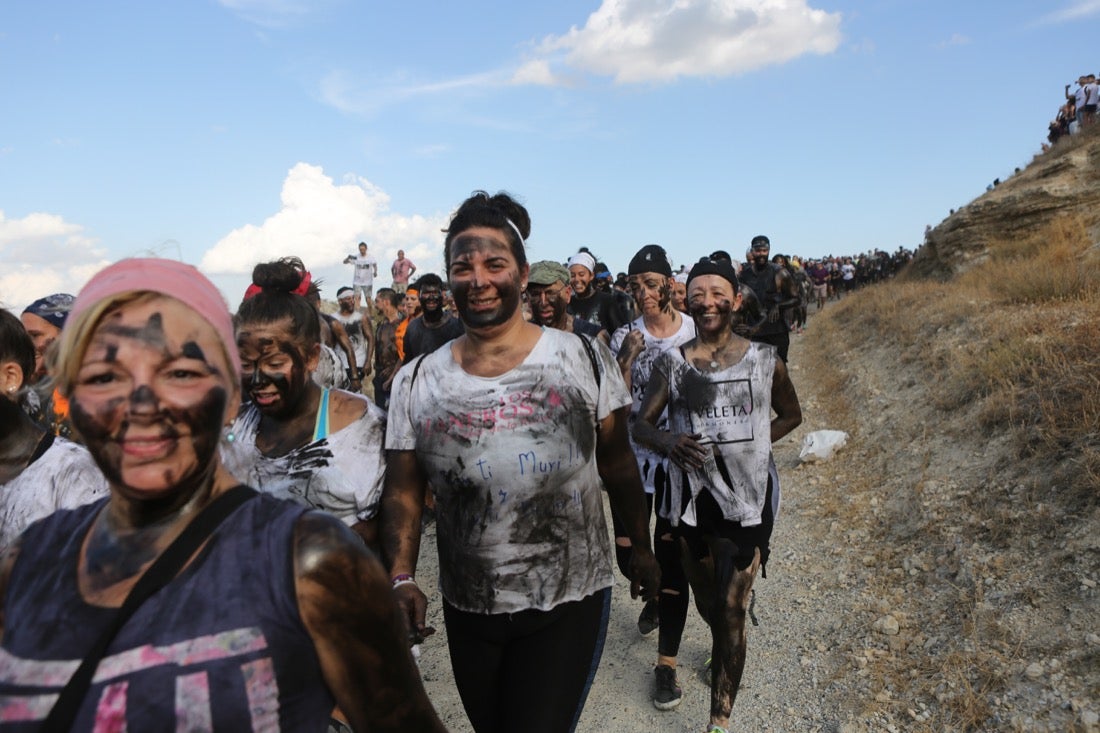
[611, 480, 690, 659]
[442, 588, 611, 733]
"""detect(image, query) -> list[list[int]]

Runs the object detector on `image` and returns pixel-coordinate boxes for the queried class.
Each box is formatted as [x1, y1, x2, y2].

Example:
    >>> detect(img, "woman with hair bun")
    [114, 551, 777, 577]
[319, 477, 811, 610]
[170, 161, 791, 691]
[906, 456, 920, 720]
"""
[222, 257, 387, 551]
[382, 190, 660, 733]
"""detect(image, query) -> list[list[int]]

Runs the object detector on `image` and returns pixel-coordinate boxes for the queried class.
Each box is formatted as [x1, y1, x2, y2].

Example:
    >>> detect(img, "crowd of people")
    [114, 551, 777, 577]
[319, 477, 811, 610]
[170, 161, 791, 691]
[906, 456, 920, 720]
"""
[0, 189, 924, 731]
[1046, 72, 1099, 148]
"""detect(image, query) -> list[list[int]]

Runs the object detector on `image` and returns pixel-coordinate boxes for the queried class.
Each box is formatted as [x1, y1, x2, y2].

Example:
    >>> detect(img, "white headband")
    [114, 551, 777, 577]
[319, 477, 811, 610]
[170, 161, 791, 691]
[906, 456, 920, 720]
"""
[505, 218, 526, 245]
[568, 252, 596, 273]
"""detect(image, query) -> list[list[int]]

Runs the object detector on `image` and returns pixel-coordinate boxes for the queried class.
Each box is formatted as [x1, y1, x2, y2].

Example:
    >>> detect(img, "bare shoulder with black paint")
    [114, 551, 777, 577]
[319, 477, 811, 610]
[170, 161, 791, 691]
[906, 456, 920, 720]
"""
[293, 510, 447, 732]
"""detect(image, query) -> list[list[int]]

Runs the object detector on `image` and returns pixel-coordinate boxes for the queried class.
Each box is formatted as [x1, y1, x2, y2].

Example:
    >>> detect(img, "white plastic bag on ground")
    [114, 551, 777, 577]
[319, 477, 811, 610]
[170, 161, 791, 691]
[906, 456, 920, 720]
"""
[799, 430, 849, 463]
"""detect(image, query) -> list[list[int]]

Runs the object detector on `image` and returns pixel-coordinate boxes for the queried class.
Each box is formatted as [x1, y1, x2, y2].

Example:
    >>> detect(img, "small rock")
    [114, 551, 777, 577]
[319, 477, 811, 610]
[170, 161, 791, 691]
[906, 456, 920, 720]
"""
[1025, 662, 1044, 679]
[873, 615, 900, 636]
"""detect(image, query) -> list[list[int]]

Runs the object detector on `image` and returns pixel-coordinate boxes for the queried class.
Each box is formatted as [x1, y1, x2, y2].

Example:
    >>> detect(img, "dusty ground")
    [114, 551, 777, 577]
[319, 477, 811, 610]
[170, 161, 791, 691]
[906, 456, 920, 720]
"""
[412, 331, 855, 733]
[411, 308, 1100, 733]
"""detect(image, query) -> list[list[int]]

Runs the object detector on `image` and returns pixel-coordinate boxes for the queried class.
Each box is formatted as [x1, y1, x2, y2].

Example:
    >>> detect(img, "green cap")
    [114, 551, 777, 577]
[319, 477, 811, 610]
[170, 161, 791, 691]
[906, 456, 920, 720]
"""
[528, 260, 570, 286]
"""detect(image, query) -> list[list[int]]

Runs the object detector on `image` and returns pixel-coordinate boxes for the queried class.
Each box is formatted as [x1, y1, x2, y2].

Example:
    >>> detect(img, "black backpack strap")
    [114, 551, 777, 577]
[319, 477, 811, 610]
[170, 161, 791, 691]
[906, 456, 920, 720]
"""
[407, 353, 428, 390]
[42, 485, 258, 732]
[576, 333, 601, 389]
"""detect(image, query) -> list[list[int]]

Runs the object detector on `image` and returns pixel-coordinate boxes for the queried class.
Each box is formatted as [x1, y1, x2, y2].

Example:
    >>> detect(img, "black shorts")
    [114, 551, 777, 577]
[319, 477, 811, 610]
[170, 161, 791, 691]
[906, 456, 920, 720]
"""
[678, 476, 775, 577]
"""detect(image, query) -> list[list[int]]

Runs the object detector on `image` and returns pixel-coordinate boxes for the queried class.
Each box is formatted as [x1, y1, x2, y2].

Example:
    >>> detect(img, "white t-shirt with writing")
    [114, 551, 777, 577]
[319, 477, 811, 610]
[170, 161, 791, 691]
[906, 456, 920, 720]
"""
[387, 328, 630, 614]
[609, 315, 696, 495]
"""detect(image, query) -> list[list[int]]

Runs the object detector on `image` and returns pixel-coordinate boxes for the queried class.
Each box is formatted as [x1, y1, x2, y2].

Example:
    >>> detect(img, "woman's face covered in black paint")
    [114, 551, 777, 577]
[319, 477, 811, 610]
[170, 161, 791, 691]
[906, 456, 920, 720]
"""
[448, 227, 527, 330]
[235, 317, 319, 419]
[70, 296, 236, 498]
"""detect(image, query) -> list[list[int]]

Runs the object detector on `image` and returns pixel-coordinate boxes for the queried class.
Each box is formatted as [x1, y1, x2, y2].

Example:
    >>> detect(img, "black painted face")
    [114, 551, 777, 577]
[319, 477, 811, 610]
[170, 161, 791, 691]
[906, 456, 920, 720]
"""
[236, 318, 317, 418]
[527, 282, 569, 327]
[448, 228, 526, 330]
[70, 296, 234, 498]
[419, 286, 444, 315]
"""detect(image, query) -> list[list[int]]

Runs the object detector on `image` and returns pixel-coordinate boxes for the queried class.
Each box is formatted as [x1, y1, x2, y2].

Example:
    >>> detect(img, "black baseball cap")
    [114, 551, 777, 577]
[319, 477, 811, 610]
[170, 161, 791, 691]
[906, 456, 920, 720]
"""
[751, 235, 770, 249]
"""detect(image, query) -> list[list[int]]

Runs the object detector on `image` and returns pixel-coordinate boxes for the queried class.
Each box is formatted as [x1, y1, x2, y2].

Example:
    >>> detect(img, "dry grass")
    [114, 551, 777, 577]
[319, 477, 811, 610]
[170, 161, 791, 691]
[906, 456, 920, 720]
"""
[798, 212, 1099, 730]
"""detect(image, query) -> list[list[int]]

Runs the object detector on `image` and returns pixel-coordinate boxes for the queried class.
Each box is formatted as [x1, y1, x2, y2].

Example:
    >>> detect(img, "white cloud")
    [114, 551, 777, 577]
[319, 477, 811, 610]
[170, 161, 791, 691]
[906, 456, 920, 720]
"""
[1039, 0, 1100, 23]
[200, 163, 449, 278]
[217, 0, 320, 29]
[511, 59, 559, 86]
[530, 0, 843, 84]
[0, 210, 110, 312]
[319, 68, 507, 117]
[936, 33, 971, 48]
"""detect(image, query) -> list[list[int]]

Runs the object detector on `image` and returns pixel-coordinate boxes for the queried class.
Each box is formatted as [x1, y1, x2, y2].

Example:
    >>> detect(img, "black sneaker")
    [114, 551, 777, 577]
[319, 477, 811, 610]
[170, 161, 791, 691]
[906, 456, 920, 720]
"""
[637, 598, 659, 636]
[652, 664, 682, 710]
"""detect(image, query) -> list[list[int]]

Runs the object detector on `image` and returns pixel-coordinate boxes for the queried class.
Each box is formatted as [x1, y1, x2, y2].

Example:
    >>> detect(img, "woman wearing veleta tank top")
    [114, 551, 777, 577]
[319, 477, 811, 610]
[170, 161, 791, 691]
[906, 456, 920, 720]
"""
[0, 258, 446, 732]
[633, 256, 802, 733]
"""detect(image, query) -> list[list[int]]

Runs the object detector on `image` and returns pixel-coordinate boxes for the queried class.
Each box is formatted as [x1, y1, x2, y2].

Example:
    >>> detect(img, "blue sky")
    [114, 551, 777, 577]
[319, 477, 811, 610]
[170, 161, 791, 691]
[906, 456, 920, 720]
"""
[2, 0, 1097, 312]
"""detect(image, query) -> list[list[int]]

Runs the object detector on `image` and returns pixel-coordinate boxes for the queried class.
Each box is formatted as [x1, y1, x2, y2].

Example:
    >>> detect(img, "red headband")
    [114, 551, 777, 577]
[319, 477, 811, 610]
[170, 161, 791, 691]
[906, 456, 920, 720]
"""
[242, 270, 313, 301]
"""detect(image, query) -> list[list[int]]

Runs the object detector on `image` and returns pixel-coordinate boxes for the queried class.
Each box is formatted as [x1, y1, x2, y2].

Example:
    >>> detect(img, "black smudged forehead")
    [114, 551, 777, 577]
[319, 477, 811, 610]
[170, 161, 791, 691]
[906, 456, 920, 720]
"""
[99, 312, 168, 352]
[449, 233, 513, 259]
[446, 225, 526, 270]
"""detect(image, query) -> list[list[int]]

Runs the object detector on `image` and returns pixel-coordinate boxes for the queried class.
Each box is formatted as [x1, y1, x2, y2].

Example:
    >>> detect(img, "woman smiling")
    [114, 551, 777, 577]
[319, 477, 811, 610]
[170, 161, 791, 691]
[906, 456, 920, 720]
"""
[382, 191, 660, 733]
[0, 258, 446, 732]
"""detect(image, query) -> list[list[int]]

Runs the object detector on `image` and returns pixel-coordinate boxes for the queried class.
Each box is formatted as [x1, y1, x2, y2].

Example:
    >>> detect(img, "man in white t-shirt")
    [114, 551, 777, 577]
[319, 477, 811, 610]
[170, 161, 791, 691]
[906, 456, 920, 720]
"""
[343, 242, 378, 312]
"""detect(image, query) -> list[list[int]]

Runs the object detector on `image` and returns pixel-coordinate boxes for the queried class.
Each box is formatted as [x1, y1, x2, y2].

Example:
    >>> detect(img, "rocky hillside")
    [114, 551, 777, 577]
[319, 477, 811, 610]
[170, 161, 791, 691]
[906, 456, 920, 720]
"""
[912, 124, 1100, 279]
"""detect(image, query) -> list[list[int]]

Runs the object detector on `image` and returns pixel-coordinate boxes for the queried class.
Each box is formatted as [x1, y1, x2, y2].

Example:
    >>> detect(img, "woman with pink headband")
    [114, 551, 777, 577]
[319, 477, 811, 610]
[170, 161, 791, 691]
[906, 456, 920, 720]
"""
[0, 258, 447, 732]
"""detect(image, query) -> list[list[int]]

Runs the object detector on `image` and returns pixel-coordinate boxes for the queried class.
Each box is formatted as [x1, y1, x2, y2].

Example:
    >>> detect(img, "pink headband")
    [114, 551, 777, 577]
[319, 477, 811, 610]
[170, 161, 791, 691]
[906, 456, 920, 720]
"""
[71, 258, 240, 381]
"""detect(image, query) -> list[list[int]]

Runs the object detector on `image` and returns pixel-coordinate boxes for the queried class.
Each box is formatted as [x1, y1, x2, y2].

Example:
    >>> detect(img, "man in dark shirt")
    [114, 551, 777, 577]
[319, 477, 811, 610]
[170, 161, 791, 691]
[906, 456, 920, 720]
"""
[372, 288, 404, 409]
[736, 235, 800, 362]
[402, 274, 464, 363]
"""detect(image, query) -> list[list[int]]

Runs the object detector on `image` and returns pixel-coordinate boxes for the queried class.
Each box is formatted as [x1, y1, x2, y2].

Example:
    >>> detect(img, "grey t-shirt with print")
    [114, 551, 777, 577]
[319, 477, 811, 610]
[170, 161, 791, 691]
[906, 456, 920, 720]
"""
[386, 328, 630, 615]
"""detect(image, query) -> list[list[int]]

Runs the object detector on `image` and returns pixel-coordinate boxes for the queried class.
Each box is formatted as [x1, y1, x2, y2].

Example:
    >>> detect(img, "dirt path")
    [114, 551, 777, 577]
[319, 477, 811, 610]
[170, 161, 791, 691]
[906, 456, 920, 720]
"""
[413, 333, 858, 733]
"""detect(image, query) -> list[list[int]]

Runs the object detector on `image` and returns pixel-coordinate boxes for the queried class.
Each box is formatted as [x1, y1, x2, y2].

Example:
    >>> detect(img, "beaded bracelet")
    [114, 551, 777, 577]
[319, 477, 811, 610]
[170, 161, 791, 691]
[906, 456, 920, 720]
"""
[391, 573, 417, 589]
